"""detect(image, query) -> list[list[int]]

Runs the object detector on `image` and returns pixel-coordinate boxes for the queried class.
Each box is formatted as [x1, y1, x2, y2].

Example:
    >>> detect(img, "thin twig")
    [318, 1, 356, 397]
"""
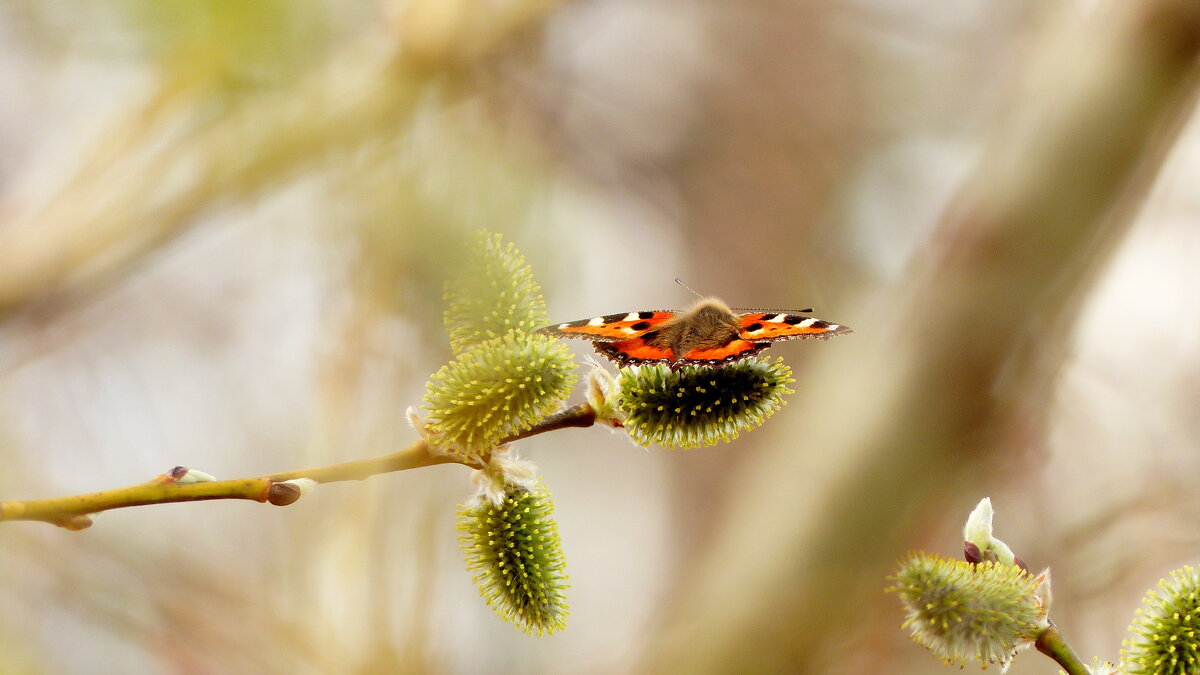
[500, 403, 597, 443]
[0, 403, 597, 530]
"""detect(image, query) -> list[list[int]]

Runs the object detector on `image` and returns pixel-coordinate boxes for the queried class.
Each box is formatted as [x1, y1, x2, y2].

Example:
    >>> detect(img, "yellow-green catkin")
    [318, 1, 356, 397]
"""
[424, 232, 575, 458]
[615, 357, 793, 448]
[890, 553, 1050, 670]
[458, 483, 569, 636]
[444, 231, 548, 354]
[1122, 565, 1200, 675]
[424, 332, 575, 458]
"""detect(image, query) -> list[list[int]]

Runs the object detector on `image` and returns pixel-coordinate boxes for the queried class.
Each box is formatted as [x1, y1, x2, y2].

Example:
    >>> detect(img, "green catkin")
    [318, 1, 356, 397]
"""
[1122, 565, 1200, 675]
[425, 232, 574, 458]
[615, 357, 794, 448]
[890, 553, 1049, 669]
[457, 483, 569, 635]
[424, 332, 576, 458]
[444, 231, 548, 355]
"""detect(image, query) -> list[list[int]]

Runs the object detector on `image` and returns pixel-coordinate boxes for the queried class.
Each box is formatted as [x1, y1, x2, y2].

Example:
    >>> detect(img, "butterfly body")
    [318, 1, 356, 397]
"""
[540, 298, 849, 367]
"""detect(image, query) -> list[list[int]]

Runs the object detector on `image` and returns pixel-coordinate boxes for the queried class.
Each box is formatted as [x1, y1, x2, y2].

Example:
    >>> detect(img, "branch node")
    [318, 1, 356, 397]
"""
[58, 514, 94, 531]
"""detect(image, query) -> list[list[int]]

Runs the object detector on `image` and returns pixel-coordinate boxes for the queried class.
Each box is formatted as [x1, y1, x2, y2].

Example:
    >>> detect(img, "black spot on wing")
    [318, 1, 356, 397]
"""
[630, 321, 651, 331]
[744, 322, 763, 332]
[782, 315, 805, 325]
[601, 311, 632, 323]
[638, 311, 655, 319]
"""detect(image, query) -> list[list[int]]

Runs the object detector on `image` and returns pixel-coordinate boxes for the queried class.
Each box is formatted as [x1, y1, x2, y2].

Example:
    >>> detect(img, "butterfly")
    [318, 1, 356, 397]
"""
[539, 297, 850, 368]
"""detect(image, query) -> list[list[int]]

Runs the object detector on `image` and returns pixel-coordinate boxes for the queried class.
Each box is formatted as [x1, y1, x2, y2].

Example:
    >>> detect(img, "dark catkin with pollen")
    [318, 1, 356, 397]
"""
[457, 483, 569, 636]
[615, 356, 794, 448]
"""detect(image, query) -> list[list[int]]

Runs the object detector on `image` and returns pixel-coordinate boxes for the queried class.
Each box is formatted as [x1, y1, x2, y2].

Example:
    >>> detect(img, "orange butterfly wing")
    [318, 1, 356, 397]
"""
[540, 310, 679, 365]
[540, 311, 675, 342]
[674, 340, 769, 363]
[594, 339, 677, 364]
[735, 312, 850, 342]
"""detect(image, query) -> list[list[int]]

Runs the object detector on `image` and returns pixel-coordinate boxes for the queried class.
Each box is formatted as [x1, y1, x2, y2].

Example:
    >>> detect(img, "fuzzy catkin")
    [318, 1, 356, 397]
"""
[457, 483, 569, 635]
[616, 357, 794, 448]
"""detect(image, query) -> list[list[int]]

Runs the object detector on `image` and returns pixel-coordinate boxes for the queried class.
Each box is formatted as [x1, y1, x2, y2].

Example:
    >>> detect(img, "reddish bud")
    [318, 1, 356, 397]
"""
[267, 482, 302, 506]
[964, 540, 984, 564]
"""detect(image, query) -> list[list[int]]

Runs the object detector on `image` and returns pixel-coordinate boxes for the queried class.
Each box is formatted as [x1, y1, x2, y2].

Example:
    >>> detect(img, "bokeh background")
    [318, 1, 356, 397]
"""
[1, 1, 1198, 673]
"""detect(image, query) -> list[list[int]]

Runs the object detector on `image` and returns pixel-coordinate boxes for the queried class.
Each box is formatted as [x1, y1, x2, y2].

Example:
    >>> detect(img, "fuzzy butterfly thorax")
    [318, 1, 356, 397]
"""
[540, 297, 850, 368]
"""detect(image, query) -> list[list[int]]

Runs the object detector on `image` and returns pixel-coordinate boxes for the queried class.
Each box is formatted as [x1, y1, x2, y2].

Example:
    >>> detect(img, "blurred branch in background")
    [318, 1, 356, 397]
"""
[646, 1, 1200, 672]
[0, 0, 562, 320]
[0, 1, 565, 671]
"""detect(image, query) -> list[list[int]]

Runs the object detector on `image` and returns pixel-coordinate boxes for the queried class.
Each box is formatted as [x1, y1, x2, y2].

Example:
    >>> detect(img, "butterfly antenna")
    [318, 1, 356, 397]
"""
[674, 277, 706, 300]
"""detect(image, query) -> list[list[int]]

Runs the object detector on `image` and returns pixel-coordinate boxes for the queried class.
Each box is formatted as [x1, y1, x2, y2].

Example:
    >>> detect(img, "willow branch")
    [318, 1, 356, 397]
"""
[0, 441, 447, 531]
[0, 402, 596, 531]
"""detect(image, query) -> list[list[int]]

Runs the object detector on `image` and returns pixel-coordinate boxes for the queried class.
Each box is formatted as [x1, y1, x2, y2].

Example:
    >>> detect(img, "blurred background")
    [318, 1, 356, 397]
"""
[0, 0, 1197, 673]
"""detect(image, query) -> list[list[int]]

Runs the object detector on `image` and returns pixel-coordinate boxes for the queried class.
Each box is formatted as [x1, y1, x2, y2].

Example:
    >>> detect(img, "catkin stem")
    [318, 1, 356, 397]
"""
[1035, 625, 1089, 675]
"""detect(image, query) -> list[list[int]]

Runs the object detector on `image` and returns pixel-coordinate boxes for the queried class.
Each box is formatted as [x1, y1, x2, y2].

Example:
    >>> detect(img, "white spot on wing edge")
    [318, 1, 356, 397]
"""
[558, 323, 570, 329]
[587, 316, 606, 326]
[765, 314, 786, 323]
[622, 312, 641, 322]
